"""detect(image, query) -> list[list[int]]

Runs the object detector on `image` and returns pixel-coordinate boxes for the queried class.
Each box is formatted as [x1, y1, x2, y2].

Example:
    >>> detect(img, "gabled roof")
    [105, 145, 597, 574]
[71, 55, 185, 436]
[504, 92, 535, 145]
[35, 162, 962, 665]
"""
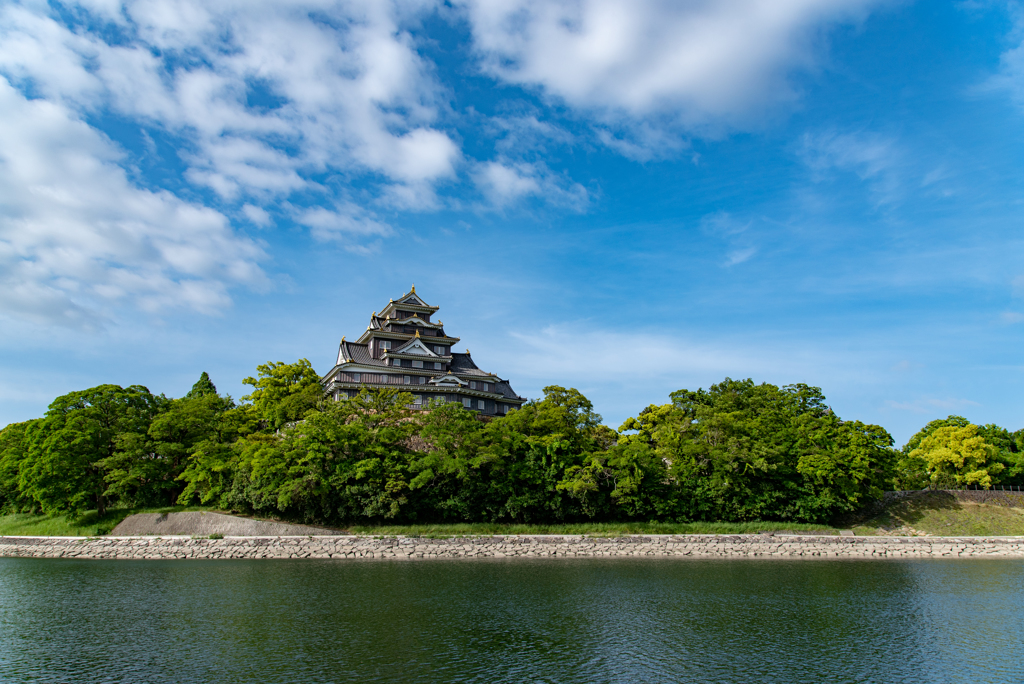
[381, 287, 440, 316]
[391, 336, 438, 357]
[428, 372, 468, 387]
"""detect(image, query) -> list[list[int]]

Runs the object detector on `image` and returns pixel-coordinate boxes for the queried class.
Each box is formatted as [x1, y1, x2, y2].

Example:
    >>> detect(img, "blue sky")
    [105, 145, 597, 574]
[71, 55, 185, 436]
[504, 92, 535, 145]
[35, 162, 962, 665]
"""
[1, 0, 1022, 445]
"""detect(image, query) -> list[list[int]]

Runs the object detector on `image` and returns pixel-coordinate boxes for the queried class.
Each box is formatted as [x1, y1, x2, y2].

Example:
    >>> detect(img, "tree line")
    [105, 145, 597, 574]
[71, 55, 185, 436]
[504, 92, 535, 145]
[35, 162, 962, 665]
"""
[1, 360, 1021, 525]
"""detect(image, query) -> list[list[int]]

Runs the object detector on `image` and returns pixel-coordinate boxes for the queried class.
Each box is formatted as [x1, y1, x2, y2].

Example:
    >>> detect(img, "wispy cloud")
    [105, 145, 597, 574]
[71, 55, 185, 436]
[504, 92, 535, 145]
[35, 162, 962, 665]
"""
[883, 397, 981, 414]
[701, 212, 759, 266]
[799, 130, 905, 204]
[0, 79, 265, 327]
[474, 160, 589, 211]
[458, 0, 890, 154]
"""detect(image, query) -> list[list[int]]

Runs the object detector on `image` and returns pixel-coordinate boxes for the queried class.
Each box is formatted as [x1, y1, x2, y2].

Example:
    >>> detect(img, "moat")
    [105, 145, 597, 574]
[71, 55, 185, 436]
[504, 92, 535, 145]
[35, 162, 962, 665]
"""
[1, 557, 1021, 683]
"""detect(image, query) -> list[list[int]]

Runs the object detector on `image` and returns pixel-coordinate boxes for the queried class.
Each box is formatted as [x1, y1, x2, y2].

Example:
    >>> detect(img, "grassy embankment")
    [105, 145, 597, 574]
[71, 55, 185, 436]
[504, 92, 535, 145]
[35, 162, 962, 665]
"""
[5, 492, 1023, 537]
[852, 491, 1024, 536]
[0, 509, 837, 537]
[0, 506, 215, 537]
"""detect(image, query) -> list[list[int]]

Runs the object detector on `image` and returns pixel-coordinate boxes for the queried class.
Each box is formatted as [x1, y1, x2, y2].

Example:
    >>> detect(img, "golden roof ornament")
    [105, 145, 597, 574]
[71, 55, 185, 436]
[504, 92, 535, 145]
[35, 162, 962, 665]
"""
[415, 329, 420, 337]
[411, 283, 416, 293]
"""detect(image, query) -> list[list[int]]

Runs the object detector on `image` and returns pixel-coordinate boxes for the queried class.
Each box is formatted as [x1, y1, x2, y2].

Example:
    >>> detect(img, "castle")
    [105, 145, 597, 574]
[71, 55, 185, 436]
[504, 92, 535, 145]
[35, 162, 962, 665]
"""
[321, 287, 526, 415]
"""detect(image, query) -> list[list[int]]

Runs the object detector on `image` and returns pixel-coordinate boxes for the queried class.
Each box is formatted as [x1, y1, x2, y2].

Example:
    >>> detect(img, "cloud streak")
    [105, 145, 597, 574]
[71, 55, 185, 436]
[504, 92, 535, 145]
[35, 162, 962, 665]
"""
[0, 78, 265, 327]
[458, 0, 888, 148]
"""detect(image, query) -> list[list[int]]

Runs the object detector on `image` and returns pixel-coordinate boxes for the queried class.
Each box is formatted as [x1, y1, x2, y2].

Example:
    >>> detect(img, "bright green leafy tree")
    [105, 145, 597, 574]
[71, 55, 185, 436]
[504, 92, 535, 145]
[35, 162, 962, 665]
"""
[242, 359, 323, 432]
[909, 424, 1003, 488]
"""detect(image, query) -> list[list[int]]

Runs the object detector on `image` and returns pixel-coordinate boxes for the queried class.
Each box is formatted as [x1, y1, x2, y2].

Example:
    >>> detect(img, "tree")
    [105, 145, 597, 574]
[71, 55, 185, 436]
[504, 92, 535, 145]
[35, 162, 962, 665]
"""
[179, 387, 420, 524]
[185, 372, 218, 399]
[899, 416, 1023, 488]
[242, 359, 323, 431]
[19, 385, 164, 515]
[0, 420, 41, 512]
[99, 384, 239, 507]
[909, 424, 1003, 488]
[616, 379, 898, 523]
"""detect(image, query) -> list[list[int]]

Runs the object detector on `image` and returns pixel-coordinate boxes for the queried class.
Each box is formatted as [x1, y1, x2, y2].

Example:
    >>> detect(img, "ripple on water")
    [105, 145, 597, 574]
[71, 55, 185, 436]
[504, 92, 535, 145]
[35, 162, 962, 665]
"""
[0, 557, 1021, 683]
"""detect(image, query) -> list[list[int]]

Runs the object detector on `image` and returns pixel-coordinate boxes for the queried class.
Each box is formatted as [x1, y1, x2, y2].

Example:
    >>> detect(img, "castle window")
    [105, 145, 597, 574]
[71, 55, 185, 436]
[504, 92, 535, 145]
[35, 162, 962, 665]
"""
[404, 375, 411, 384]
[412, 360, 423, 368]
[419, 376, 426, 385]
[477, 399, 485, 410]
[470, 381, 477, 390]
[434, 362, 442, 370]
[483, 383, 490, 392]
[352, 373, 360, 382]
[413, 395, 422, 405]
[392, 359, 402, 367]
[462, 397, 472, 408]
[433, 345, 445, 354]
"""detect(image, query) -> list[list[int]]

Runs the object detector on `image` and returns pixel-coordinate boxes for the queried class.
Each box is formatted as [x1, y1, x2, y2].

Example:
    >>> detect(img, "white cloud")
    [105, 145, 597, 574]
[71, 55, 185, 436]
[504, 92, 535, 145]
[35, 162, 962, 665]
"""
[1001, 312, 1024, 324]
[0, 0, 470, 325]
[0, 78, 265, 326]
[1013, 274, 1024, 298]
[296, 205, 393, 242]
[458, 0, 887, 141]
[0, 0, 460, 208]
[474, 160, 588, 210]
[241, 204, 273, 227]
[799, 130, 904, 202]
[987, 7, 1024, 110]
[701, 211, 759, 266]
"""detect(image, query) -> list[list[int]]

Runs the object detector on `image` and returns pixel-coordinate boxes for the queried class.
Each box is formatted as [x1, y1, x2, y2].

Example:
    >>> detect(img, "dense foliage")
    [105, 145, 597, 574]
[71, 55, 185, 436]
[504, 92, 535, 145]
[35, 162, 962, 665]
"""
[1, 364, 1019, 525]
[895, 415, 1023, 489]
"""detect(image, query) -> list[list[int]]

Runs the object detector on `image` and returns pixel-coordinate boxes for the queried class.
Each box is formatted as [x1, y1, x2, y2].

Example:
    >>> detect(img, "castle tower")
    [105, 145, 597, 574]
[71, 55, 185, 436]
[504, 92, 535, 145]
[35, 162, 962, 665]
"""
[322, 287, 526, 414]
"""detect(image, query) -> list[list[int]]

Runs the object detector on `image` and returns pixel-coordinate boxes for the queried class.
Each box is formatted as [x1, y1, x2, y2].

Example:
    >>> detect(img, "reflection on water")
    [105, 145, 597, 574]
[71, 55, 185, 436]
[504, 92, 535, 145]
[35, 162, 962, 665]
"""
[0, 557, 1021, 683]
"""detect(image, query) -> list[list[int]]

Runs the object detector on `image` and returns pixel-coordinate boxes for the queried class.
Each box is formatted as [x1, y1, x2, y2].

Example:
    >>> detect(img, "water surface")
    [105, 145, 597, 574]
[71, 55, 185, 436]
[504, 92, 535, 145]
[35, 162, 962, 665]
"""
[0, 557, 1021, 683]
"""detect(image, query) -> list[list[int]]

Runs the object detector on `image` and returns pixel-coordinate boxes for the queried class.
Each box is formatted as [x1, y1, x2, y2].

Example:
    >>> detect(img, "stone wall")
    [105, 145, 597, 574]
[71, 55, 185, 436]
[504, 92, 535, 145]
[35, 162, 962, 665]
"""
[2, 534, 1023, 561]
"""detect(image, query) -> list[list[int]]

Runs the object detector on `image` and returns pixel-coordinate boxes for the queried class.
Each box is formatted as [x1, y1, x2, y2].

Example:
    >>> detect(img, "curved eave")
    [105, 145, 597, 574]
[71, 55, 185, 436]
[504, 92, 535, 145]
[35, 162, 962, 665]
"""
[325, 380, 524, 402]
[381, 301, 439, 316]
[355, 330, 461, 345]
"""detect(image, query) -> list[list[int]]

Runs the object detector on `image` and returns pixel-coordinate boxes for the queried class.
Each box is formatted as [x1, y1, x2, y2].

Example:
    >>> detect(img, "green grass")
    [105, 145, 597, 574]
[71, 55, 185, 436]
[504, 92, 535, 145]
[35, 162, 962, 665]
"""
[0, 511, 838, 538]
[343, 521, 839, 538]
[0, 506, 217, 537]
[853, 492, 1024, 537]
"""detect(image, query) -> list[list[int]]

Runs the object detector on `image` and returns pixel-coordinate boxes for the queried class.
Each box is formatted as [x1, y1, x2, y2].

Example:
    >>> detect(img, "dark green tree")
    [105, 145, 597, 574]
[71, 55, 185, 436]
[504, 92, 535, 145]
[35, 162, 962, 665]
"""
[0, 420, 41, 512]
[98, 386, 240, 507]
[616, 379, 897, 523]
[185, 372, 218, 399]
[19, 385, 164, 515]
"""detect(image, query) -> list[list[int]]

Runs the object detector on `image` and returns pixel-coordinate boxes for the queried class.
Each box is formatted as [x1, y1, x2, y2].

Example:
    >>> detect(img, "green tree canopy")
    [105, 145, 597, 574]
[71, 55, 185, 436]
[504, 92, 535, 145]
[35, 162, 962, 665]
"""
[909, 424, 1003, 488]
[19, 385, 164, 515]
[242, 359, 323, 431]
[615, 378, 897, 523]
[185, 372, 218, 399]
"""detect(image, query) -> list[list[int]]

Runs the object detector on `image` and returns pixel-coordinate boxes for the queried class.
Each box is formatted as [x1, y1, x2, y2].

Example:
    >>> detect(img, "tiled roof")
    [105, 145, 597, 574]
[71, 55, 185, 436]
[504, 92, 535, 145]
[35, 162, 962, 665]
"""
[341, 341, 388, 367]
[449, 353, 491, 377]
[492, 381, 522, 400]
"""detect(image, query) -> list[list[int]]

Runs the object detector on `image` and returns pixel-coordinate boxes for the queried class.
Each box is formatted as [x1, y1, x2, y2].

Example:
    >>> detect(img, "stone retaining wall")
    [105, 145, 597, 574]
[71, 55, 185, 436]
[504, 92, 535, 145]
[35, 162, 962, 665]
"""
[2, 534, 1023, 560]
